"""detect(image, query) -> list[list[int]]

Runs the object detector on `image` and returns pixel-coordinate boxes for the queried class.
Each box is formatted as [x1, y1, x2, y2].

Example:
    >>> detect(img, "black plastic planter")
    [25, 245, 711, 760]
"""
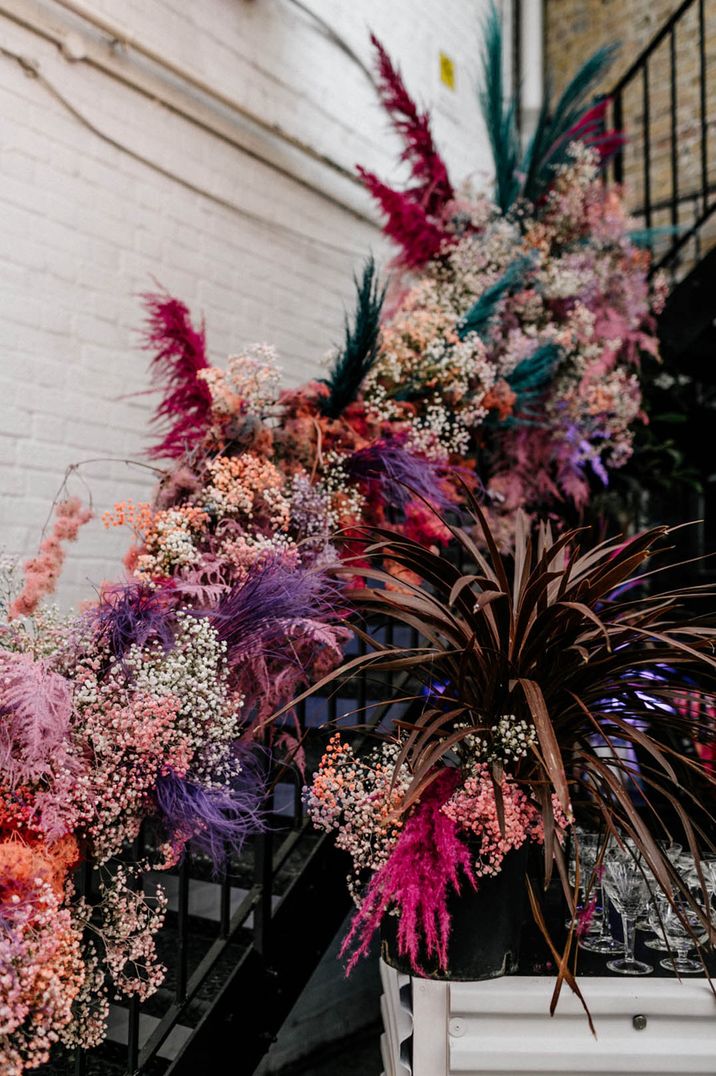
[380, 843, 529, 980]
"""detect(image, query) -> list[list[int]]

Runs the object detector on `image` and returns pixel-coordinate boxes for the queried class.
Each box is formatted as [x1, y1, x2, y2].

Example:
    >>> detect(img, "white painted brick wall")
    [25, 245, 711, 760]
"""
[0, 0, 498, 609]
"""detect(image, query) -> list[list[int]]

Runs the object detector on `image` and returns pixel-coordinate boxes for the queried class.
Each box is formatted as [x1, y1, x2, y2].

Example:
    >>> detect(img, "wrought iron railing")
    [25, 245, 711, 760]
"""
[608, 0, 715, 278]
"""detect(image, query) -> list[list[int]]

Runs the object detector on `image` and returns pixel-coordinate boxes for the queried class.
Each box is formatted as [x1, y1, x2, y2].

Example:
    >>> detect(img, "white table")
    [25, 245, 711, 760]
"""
[380, 960, 716, 1075]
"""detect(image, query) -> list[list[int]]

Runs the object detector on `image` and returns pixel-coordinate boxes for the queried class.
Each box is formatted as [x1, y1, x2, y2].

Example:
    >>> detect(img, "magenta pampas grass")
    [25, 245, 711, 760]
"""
[356, 169, 452, 269]
[340, 768, 475, 975]
[143, 293, 212, 459]
[369, 33, 454, 215]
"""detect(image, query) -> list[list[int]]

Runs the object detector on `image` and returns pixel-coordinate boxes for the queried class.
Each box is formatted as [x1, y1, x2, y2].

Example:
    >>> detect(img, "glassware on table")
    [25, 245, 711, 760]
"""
[603, 855, 653, 975]
[645, 900, 670, 951]
[655, 897, 707, 975]
[566, 831, 601, 934]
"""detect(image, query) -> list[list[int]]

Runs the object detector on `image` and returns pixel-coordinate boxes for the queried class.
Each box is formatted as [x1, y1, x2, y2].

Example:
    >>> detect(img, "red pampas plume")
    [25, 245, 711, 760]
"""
[357, 168, 452, 269]
[358, 35, 455, 269]
[562, 98, 625, 167]
[369, 33, 454, 214]
[143, 293, 212, 460]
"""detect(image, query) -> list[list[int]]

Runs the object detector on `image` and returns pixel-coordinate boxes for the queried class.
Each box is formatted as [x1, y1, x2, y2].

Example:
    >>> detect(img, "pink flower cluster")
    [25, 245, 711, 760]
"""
[442, 763, 544, 878]
[9, 499, 92, 620]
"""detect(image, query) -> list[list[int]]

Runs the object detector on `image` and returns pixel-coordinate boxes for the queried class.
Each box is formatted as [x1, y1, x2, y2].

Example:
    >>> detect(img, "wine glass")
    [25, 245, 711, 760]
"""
[603, 855, 653, 975]
[567, 831, 601, 935]
[655, 897, 707, 975]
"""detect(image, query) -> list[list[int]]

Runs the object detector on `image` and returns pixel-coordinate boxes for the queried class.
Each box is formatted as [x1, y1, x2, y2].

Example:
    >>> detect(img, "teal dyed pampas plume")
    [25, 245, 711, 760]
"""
[319, 258, 386, 419]
[458, 257, 530, 341]
[507, 342, 562, 412]
[480, 1, 619, 212]
[521, 44, 618, 205]
[480, 2, 521, 214]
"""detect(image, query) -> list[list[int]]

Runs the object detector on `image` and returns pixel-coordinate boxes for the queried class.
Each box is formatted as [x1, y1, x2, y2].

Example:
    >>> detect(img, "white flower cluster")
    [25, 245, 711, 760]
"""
[200, 344, 282, 416]
[136, 510, 198, 576]
[406, 397, 471, 459]
[321, 451, 366, 529]
[456, 714, 536, 766]
[128, 613, 243, 783]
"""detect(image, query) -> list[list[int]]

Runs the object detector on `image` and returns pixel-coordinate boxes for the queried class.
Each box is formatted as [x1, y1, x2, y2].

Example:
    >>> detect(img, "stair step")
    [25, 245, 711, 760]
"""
[145, 874, 279, 924]
[107, 1007, 191, 1062]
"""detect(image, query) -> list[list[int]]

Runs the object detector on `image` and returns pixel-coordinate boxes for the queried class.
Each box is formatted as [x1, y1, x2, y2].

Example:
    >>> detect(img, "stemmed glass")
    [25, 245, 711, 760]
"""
[655, 897, 707, 975]
[578, 836, 622, 954]
[567, 831, 601, 936]
[603, 854, 653, 975]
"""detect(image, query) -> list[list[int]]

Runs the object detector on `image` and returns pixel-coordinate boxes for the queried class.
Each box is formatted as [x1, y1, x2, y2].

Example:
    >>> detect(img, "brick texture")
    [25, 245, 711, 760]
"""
[0, 0, 496, 608]
[544, 0, 716, 242]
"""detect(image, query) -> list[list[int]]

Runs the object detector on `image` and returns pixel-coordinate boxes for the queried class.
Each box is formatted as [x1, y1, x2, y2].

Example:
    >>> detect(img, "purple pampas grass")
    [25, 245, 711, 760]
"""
[155, 765, 265, 871]
[346, 438, 453, 510]
[208, 558, 345, 668]
[91, 582, 176, 661]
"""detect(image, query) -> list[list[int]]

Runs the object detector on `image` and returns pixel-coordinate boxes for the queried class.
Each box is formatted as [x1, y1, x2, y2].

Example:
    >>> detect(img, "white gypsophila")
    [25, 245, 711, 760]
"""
[456, 715, 536, 765]
[126, 613, 243, 783]
[406, 398, 472, 459]
[321, 452, 366, 529]
[200, 345, 282, 416]
[136, 511, 199, 575]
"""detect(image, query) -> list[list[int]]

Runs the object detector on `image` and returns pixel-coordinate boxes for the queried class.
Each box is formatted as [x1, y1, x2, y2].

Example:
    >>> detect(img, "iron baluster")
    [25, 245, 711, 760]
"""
[175, 857, 190, 1004]
[220, 858, 231, 940]
[669, 28, 679, 235]
[642, 61, 652, 234]
[699, 0, 708, 216]
[613, 91, 624, 185]
[253, 824, 273, 958]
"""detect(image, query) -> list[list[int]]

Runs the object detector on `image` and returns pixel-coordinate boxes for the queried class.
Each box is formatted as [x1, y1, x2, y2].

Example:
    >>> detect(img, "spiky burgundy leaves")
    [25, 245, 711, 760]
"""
[154, 767, 265, 871]
[369, 33, 453, 215]
[91, 582, 176, 661]
[143, 293, 212, 459]
[346, 439, 453, 510]
[340, 768, 475, 975]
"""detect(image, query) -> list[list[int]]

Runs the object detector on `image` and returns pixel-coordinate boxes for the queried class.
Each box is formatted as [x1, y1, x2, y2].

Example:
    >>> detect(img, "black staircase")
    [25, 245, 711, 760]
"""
[607, 0, 716, 555]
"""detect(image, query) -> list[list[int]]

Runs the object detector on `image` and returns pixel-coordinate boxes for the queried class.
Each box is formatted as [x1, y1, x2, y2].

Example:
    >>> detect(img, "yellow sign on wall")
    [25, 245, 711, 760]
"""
[439, 51, 456, 90]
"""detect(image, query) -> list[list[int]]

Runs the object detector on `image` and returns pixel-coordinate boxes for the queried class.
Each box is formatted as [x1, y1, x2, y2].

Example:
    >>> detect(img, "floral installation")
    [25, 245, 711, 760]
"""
[357, 8, 666, 541]
[0, 540, 269, 1070]
[0, 6, 688, 1066]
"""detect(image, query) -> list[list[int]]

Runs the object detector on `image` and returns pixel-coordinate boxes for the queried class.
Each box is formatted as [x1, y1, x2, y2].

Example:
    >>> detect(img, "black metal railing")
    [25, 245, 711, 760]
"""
[609, 0, 715, 278]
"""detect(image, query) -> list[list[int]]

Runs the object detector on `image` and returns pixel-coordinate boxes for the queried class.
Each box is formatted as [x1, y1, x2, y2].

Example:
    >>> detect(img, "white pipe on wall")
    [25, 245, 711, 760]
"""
[520, 0, 544, 142]
[48, 0, 362, 185]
